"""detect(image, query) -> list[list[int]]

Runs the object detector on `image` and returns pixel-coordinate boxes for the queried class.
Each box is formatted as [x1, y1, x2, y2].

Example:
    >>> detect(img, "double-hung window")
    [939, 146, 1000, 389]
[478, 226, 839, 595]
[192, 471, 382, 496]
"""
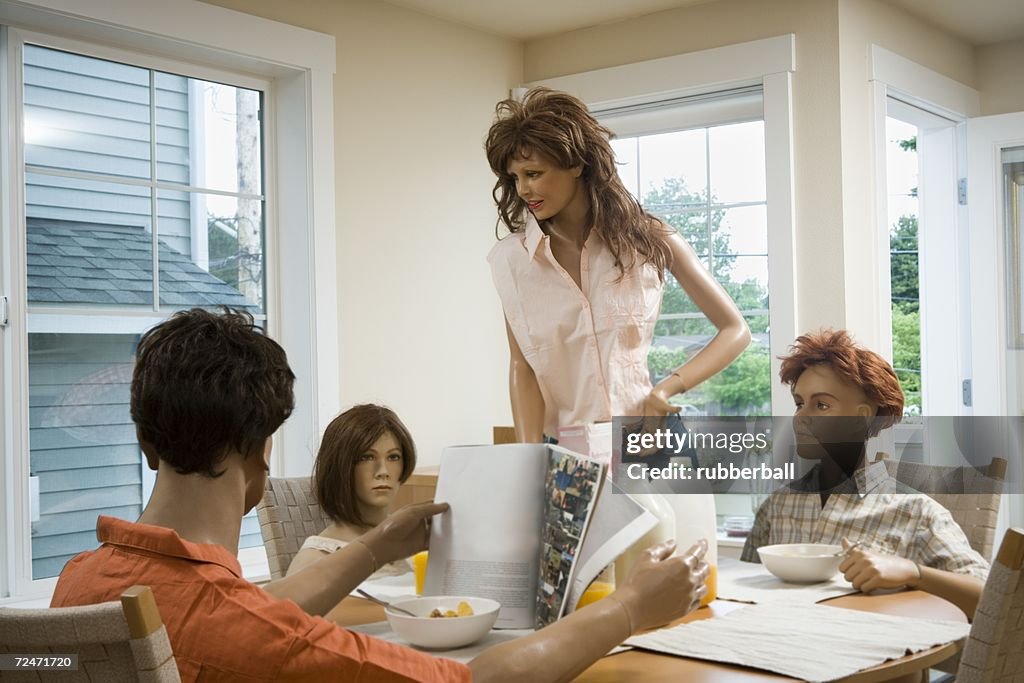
[1, 0, 337, 602]
[20, 41, 268, 581]
[599, 87, 771, 417]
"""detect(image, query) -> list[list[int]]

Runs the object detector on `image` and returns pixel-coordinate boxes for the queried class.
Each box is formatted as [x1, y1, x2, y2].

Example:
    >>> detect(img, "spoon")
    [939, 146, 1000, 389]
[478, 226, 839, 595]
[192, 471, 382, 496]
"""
[834, 542, 861, 557]
[355, 588, 419, 617]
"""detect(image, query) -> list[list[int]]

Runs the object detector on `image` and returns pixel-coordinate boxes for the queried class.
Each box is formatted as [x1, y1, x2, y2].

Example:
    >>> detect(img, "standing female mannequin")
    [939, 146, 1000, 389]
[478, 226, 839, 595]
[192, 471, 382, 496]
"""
[485, 87, 750, 444]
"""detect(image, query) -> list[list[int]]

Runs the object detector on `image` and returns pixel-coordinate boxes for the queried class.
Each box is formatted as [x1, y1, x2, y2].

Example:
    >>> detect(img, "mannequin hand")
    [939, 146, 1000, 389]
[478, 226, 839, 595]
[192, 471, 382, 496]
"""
[626, 390, 682, 457]
[360, 501, 449, 566]
[613, 539, 709, 633]
[838, 537, 920, 593]
[644, 385, 682, 418]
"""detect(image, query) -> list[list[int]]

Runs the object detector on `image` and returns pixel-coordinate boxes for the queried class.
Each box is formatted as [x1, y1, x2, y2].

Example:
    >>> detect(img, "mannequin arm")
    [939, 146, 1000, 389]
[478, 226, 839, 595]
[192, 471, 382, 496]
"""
[652, 230, 750, 400]
[910, 565, 983, 620]
[506, 319, 545, 442]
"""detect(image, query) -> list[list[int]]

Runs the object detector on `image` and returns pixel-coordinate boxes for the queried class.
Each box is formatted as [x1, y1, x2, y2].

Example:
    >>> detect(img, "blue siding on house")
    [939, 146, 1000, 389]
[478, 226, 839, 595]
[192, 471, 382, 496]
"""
[28, 333, 141, 579]
[24, 45, 192, 251]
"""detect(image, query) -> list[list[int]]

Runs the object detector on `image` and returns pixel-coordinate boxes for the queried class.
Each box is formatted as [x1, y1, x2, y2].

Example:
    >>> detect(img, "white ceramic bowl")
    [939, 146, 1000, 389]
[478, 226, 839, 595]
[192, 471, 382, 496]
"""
[385, 596, 501, 649]
[757, 543, 843, 583]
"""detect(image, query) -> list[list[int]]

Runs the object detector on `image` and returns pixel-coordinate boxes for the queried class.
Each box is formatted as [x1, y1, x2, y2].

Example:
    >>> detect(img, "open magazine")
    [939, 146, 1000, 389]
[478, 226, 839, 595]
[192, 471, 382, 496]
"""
[423, 443, 657, 630]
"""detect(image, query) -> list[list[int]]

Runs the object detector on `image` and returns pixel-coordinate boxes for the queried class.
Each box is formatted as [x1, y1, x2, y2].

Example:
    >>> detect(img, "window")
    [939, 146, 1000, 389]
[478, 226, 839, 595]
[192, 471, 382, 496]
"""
[884, 114, 922, 415]
[22, 43, 267, 580]
[600, 90, 771, 417]
[1, 1, 337, 602]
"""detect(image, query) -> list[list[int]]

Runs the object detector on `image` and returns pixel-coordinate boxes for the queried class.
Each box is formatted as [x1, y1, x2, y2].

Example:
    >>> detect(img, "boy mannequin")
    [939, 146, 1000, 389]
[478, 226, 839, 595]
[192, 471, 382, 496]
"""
[53, 308, 710, 682]
[741, 330, 988, 618]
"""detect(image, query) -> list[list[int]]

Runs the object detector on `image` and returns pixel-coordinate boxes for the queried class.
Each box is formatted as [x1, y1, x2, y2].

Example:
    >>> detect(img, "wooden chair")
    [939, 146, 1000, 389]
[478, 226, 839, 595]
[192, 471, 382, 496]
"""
[493, 426, 517, 444]
[956, 527, 1024, 682]
[256, 476, 330, 580]
[0, 585, 179, 682]
[873, 453, 1007, 560]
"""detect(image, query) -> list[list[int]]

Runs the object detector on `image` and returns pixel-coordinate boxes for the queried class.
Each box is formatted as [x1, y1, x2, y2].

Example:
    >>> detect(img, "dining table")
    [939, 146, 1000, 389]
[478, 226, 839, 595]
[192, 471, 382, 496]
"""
[333, 585, 966, 682]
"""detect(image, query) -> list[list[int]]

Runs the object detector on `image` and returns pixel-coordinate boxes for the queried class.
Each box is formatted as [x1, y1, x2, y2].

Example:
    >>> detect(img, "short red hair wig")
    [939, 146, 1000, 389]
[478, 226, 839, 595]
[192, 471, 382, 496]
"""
[780, 330, 904, 436]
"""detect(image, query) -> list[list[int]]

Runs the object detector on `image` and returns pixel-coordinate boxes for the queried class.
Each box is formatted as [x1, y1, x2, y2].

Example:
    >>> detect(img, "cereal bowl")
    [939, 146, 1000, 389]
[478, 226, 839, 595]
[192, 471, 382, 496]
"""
[757, 543, 843, 583]
[384, 596, 501, 649]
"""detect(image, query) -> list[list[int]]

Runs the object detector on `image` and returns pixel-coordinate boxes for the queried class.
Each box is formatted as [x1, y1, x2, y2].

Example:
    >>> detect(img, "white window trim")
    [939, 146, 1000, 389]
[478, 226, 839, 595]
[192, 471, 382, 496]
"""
[528, 34, 797, 416]
[868, 46, 979, 416]
[0, 0, 337, 600]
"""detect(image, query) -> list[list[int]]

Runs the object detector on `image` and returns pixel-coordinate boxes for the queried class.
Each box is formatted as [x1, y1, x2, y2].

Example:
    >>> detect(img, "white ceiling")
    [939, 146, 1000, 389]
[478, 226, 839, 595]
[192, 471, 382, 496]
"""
[378, 0, 717, 41]
[381, 0, 1024, 45]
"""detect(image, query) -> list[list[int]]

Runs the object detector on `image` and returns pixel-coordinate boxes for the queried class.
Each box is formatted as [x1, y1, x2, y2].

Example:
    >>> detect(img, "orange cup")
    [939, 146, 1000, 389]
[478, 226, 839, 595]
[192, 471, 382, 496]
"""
[576, 580, 615, 609]
[700, 564, 718, 607]
[412, 551, 429, 595]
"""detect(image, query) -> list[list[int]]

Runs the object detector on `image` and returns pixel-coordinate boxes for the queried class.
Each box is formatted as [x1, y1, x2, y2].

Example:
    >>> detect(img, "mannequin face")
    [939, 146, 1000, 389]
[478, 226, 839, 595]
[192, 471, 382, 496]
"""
[354, 431, 404, 518]
[791, 365, 876, 459]
[507, 152, 584, 222]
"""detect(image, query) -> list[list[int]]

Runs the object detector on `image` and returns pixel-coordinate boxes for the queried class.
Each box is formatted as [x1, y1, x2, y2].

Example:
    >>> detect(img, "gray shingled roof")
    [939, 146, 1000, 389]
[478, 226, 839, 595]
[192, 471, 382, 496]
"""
[26, 218, 255, 309]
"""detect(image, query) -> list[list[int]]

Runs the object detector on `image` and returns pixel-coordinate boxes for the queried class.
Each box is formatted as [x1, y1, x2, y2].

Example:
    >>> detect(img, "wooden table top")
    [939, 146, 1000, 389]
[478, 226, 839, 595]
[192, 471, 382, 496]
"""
[334, 589, 966, 682]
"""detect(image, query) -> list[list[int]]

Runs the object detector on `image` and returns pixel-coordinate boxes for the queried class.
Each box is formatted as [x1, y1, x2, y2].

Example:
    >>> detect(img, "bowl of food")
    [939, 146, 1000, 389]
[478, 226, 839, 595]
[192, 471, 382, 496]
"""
[384, 596, 501, 649]
[757, 543, 843, 583]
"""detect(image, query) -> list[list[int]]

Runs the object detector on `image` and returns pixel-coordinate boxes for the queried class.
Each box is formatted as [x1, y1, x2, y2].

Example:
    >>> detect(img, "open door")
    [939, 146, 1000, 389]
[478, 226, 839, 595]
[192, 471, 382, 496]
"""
[965, 111, 1024, 547]
[966, 112, 1024, 417]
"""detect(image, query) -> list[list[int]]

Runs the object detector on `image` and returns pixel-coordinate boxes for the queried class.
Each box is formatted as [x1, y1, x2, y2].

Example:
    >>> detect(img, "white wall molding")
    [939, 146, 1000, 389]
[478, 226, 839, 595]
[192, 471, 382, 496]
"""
[870, 45, 979, 120]
[529, 34, 795, 109]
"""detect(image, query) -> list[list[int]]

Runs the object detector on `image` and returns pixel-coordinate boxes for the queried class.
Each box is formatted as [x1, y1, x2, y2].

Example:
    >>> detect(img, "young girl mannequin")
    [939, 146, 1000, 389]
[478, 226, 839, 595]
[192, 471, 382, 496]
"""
[288, 404, 416, 578]
[485, 88, 750, 447]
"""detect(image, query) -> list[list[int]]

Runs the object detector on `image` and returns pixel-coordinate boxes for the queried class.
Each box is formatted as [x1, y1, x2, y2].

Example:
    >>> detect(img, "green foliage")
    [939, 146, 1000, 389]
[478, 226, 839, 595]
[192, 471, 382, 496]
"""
[702, 346, 772, 413]
[890, 214, 919, 314]
[647, 345, 689, 379]
[641, 177, 771, 413]
[891, 305, 922, 414]
[898, 136, 917, 152]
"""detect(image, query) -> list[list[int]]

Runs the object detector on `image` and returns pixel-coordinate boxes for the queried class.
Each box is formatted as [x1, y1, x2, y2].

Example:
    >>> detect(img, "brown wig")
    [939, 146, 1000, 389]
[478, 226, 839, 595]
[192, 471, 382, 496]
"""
[314, 404, 417, 527]
[131, 307, 295, 477]
[779, 329, 904, 437]
[485, 87, 672, 278]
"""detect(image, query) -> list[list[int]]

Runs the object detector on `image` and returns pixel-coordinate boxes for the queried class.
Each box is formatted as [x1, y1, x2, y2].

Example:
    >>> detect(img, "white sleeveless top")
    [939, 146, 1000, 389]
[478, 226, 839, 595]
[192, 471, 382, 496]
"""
[299, 535, 413, 580]
[488, 214, 664, 436]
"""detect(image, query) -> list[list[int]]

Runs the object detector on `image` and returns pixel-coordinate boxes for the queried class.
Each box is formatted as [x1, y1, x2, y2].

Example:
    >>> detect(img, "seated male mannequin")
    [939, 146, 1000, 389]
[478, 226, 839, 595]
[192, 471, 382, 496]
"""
[52, 307, 710, 682]
[741, 330, 988, 618]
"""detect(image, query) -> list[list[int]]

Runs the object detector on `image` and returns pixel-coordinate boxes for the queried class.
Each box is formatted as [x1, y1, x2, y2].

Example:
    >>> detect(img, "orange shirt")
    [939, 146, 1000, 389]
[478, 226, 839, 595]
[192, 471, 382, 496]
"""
[488, 214, 664, 436]
[52, 516, 472, 682]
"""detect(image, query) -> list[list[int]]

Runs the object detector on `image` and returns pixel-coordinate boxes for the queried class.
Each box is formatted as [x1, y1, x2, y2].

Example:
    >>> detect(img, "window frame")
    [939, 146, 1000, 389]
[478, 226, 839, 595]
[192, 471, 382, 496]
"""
[0, 0, 337, 602]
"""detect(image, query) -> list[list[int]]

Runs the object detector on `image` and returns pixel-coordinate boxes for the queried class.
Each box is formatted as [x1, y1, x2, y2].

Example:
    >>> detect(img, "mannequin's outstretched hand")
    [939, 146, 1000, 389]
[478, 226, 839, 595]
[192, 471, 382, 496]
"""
[360, 501, 449, 566]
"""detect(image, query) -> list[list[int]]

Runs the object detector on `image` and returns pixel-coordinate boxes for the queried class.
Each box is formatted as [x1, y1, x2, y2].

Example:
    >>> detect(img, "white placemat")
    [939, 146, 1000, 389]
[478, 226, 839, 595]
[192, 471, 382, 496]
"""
[624, 602, 969, 682]
[717, 560, 860, 604]
[354, 573, 418, 602]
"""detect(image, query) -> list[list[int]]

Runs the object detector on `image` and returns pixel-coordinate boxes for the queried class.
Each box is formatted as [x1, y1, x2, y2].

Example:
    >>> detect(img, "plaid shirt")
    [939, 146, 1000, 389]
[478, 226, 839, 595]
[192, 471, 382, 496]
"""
[740, 461, 990, 579]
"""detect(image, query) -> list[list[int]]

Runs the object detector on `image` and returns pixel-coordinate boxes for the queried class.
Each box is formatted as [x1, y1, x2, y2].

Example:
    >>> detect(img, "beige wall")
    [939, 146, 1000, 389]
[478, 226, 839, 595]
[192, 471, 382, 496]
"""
[977, 38, 1024, 115]
[203, 0, 523, 465]
[524, 0, 976, 350]
[836, 0, 975, 348]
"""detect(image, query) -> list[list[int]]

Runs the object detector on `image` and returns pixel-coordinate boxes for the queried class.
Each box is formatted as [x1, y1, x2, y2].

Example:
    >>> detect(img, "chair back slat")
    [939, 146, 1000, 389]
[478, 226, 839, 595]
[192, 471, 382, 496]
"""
[256, 476, 330, 579]
[957, 527, 1024, 683]
[873, 454, 1007, 560]
[0, 585, 179, 682]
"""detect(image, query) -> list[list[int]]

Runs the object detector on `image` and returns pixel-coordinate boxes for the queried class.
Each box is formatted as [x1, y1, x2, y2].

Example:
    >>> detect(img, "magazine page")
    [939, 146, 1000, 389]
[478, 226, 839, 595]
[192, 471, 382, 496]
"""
[535, 445, 605, 629]
[425, 443, 549, 629]
[563, 479, 657, 614]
